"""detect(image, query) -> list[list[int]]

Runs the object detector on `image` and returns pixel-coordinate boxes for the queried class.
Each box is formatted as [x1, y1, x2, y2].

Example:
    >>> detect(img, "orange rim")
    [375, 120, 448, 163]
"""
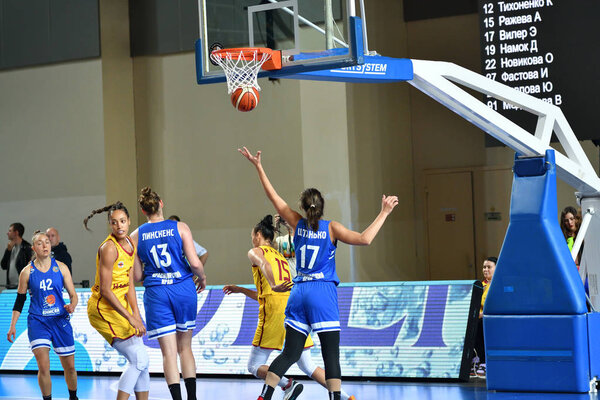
[211, 47, 273, 61]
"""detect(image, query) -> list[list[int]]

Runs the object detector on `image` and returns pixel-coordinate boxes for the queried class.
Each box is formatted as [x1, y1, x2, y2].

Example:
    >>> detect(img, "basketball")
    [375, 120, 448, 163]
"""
[231, 87, 259, 112]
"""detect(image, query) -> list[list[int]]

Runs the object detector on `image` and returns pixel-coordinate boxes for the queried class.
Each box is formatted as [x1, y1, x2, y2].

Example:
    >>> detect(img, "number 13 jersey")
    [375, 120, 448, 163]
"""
[293, 219, 339, 285]
[137, 219, 192, 287]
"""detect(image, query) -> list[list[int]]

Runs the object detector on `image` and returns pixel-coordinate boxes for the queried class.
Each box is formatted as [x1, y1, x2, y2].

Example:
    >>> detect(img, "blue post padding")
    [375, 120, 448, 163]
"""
[484, 150, 587, 315]
[587, 313, 600, 379]
[485, 315, 590, 393]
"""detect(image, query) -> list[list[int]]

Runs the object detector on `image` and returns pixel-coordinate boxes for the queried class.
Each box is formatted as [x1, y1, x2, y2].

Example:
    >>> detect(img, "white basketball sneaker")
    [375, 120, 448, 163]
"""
[283, 379, 304, 400]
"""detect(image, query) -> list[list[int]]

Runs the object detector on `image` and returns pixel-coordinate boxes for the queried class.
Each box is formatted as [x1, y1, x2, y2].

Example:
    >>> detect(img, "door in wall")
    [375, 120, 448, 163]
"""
[426, 171, 476, 280]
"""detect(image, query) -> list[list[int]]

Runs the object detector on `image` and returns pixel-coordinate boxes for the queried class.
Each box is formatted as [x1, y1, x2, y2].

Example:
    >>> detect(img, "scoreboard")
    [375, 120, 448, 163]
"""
[479, 1, 600, 142]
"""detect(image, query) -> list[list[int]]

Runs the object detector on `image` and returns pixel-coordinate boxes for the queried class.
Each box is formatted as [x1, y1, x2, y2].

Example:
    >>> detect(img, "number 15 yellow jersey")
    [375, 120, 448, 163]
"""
[252, 245, 292, 299]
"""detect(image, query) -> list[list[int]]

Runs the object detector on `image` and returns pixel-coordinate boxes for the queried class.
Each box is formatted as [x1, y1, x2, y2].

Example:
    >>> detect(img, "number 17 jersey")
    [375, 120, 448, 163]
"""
[293, 219, 339, 285]
[137, 219, 192, 287]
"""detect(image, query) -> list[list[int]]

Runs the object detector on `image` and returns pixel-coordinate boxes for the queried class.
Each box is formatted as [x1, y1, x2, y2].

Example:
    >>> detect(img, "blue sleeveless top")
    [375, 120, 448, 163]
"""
[28, 258, 67, 317]
[293, 219, 339, 285]
[137, 219, 193, 287]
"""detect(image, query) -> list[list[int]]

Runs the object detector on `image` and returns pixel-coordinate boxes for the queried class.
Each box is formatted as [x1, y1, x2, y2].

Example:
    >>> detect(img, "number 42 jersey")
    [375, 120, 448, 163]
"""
[137, 219, 193, 287]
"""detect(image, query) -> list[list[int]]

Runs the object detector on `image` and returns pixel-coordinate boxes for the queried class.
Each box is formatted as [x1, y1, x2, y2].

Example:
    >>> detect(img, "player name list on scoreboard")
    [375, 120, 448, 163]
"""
[478, 0, 600, 142]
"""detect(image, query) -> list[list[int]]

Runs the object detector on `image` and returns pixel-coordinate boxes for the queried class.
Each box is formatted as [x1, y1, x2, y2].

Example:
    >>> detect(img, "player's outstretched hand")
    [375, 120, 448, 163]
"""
[272, 281, 293, 293]
[7, 327, 16, 343]
[223, 285, 242, 295]
[238, 147, 261, 167]
[381, 195, 399, 215]
[64, 303, 76, 314]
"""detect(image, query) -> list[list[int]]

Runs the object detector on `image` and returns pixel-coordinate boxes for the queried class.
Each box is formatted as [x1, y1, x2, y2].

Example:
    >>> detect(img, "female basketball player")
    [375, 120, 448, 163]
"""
[84, 202, 149, 400]
[7, 231, 79, 400]
[239, 147, 398, 400]
[223, 215, 355, 400]
[131, 187, 206, 400]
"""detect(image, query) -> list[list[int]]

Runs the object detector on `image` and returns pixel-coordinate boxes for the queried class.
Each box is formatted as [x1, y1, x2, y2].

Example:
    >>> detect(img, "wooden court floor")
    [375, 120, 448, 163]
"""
[0, 374, 595, 400]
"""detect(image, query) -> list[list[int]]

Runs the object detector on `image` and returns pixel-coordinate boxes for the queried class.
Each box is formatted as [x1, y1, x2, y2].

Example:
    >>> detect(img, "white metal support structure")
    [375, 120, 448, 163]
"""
[409, 59, 600, 308]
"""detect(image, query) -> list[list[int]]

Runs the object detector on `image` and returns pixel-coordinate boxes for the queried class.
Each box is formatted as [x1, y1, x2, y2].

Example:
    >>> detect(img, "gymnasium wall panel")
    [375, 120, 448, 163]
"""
[129, 0, 199, 56]
[0, 0, 100, 70]
[403, 0, 477, 22]
[0, 59, 106, 285]
[0, 281, 481, 380]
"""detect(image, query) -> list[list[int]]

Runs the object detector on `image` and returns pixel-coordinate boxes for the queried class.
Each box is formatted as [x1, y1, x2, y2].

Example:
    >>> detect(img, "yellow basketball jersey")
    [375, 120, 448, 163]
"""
[252, 245, 292, 298]
[91, 234, 135, 306]
[88, 234, 136, 344]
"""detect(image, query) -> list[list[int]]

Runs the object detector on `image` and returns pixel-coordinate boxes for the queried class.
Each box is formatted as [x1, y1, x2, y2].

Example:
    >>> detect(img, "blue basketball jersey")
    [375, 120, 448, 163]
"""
[28, 258, 67, 317]
[137, 219, 193, 287]
[293, 219, 339, 285]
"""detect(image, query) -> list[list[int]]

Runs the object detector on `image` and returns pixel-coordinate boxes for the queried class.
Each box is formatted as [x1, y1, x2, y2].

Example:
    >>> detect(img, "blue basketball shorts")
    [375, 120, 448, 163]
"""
[284, 280, 340, 336]
[27, 313, 75, 356]
[144, 278, 198, 339]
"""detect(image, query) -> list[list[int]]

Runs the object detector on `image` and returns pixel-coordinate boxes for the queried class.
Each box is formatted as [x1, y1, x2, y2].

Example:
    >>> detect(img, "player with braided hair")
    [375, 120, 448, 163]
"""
[85, 202, 150, 400]
[223, 215, 355, 400]
[7, 230, 79, 400]
[240, 147, 398, 400]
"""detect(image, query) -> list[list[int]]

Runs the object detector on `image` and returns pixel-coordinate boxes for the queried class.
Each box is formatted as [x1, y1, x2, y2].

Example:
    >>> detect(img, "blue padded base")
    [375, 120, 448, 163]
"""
[485, 314, 590, 393]
[588, 313, 600, 381]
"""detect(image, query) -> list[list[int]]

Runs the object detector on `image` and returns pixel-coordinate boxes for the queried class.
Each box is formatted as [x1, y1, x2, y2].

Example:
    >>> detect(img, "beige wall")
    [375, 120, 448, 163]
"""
[2, 1, 598, 286]
[0, 60, 107, 283]
[346, 0, 416, 282]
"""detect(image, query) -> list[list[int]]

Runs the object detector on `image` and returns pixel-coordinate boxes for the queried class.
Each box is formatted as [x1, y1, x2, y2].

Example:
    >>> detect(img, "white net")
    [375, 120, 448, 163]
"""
[210, 49, 272, 94]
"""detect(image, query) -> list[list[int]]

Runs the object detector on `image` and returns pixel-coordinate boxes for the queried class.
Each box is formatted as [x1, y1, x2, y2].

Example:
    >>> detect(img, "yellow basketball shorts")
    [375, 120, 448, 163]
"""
[253, 295, 313, 350]
[87, 295, 136, 345]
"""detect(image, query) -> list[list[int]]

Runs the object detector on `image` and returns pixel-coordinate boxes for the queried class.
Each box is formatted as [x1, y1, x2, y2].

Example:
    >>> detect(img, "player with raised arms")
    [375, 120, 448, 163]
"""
[7, 230, 79, 400]
[239, 147, 398, 400]
[131, 187, 206, 400]
[85, 202, 150, 400]
[223, 214, 356, 400]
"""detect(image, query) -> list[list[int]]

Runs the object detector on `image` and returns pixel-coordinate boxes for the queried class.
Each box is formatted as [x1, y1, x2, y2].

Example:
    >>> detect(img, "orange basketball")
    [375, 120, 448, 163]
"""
[231, 87, 260, 112]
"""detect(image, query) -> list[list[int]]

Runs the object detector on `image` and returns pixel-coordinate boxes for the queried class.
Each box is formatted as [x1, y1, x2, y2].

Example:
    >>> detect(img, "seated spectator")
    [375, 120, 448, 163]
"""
[168, 215, 209, 265]
[473, 256, 497, 378]
[1, 223, 33, 289]
[46, 227, 73, 275]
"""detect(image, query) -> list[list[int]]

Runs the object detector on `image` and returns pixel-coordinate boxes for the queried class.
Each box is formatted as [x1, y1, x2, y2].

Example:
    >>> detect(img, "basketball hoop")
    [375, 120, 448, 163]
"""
[210, 48, 281, 94]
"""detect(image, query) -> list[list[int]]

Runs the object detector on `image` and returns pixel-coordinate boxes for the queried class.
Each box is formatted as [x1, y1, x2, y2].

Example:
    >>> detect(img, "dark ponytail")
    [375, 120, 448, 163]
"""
[254, 215, 275, 242]
[84, 201, 130, 230]
[299, 188, 324, 232]
[139, 186, 161, 215]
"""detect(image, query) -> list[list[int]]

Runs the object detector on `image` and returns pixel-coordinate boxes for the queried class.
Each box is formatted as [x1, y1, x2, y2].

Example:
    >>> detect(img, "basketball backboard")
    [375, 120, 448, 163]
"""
[196, 0, 364, 84]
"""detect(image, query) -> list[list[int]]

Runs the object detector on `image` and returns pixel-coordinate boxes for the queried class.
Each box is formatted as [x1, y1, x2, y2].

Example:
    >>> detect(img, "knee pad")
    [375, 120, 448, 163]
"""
[296, 349, 318, 377]
[135, 345, 149, 371]
[247, 346, 271, 378]
[248, 362, 260, 378]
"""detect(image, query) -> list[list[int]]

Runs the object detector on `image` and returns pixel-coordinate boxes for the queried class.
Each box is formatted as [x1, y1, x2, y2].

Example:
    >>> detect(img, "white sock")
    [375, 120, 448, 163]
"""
[278, 376, 290, 388]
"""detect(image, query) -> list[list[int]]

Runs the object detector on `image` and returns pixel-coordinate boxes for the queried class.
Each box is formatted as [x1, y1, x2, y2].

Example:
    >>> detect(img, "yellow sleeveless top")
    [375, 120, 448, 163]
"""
[252, 245, 292, 299]
[91, 234, 135, 303]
